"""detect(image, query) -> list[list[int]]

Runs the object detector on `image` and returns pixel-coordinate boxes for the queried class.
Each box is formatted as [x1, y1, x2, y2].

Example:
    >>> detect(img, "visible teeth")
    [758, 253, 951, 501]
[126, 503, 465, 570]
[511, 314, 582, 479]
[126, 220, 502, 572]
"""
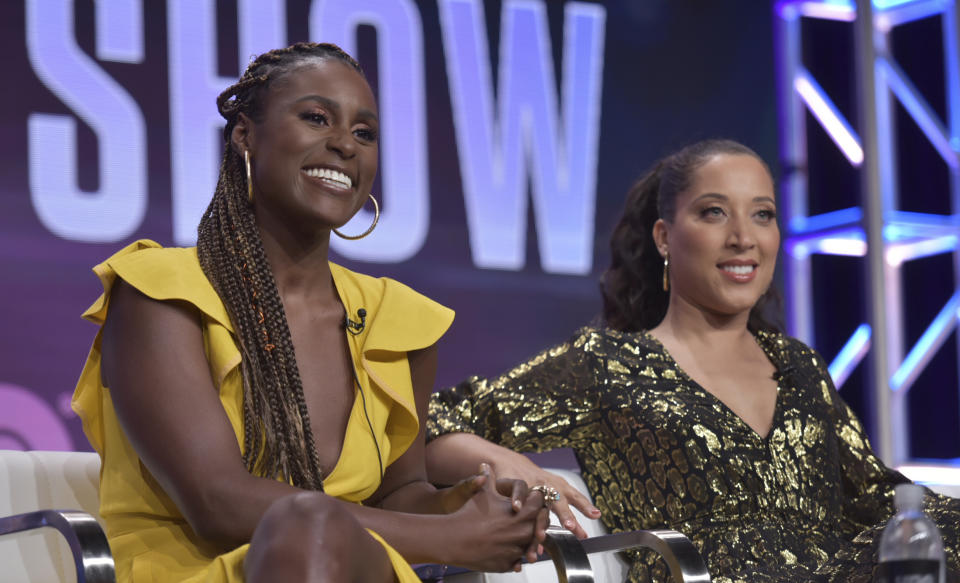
[722, 265, 755, 275]
[304, 167, 352, 189]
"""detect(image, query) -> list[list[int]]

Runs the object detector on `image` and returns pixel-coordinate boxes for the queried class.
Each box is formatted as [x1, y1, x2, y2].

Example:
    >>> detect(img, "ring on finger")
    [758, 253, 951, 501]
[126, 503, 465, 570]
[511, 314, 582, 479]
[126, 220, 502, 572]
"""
[530, 484, 561, 506]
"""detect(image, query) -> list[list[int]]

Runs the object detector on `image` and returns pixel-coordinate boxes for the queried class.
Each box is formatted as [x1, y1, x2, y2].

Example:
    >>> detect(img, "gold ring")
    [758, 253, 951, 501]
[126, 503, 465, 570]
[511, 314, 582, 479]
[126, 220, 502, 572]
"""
[530, 484, 560, 505]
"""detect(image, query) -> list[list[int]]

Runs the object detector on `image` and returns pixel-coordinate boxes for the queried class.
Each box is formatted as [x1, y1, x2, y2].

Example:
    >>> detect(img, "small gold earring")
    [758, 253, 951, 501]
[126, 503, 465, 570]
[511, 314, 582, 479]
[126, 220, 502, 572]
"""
[244, 150, 254, 204]
[662, 254, 670, 292]
[333, 194, 380, 240]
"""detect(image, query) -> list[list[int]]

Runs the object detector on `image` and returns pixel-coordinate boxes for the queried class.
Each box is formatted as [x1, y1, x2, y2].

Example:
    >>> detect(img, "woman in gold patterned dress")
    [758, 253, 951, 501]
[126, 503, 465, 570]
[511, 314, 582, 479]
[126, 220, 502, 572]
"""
[425, 139, 960, 582]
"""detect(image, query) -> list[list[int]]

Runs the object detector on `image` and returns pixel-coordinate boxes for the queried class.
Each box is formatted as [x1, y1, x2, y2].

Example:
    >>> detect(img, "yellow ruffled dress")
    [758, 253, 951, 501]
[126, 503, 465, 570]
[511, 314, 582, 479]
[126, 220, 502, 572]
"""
[73, 240, 454, 582]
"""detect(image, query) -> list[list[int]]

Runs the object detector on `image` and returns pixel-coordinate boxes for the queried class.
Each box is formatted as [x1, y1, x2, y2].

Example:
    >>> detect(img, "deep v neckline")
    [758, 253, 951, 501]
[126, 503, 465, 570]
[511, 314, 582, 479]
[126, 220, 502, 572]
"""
[643, 330, 783, 442]
[319, 268, 363, 486]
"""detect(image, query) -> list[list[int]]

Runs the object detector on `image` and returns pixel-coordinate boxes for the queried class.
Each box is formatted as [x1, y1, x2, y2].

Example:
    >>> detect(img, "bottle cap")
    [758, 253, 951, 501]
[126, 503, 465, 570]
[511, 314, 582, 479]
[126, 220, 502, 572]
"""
[894, 483, 925, 512]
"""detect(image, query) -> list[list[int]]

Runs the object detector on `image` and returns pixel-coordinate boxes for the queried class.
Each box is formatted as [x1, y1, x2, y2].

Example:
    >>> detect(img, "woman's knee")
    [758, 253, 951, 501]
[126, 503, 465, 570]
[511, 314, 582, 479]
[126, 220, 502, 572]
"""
[245, 493, 392, 583]
[249, 492, 349, 559]
[263, 492, 345, 535]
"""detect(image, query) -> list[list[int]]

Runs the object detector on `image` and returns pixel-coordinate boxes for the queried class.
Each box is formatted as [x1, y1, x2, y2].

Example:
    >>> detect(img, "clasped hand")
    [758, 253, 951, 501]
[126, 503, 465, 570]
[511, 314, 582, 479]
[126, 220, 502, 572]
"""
[484, 451, 602, 539]
[438, 463, 551, 572]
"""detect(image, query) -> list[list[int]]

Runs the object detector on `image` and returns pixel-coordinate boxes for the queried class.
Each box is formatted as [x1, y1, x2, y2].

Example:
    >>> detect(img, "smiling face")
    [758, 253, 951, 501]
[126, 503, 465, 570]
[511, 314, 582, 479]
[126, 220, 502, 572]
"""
[232, 57, 379, 235]
[654, 153, 780, 320]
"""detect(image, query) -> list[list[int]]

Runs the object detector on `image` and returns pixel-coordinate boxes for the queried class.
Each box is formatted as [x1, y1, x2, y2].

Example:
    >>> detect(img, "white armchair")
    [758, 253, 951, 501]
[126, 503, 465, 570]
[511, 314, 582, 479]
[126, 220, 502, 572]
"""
[0, 449, 114, 583]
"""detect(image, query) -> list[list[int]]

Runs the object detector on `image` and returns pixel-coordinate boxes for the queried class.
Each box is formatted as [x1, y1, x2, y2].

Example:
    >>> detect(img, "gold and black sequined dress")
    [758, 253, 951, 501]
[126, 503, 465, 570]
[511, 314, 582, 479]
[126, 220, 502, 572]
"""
[427, 327, 960, 582]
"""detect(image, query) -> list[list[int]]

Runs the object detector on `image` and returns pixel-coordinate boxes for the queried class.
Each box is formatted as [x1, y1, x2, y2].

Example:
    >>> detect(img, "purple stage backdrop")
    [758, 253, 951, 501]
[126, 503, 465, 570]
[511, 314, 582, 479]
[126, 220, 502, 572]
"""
[9, 1, 948, 463]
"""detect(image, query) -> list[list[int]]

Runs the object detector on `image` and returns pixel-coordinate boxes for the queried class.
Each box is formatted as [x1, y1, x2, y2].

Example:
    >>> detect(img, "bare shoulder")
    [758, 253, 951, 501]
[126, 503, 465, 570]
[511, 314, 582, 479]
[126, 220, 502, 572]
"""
[100, 278, 204, 388]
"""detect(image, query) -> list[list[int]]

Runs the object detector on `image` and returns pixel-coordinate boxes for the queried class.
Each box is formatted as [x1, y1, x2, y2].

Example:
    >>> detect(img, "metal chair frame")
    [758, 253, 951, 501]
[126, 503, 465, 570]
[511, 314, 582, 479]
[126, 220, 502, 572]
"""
[416, 525, 711, 583]
[0, 509, 116, 583]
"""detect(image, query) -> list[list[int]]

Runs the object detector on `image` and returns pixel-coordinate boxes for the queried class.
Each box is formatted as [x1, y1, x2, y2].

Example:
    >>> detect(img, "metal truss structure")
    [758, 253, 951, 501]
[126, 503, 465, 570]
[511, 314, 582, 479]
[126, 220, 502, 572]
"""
[774, 0, 960, 471]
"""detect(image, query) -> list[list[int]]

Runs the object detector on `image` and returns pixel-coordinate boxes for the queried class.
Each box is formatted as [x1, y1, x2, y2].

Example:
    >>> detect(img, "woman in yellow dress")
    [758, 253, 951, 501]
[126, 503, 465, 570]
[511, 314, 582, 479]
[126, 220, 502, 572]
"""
[73, 42, 547, 582]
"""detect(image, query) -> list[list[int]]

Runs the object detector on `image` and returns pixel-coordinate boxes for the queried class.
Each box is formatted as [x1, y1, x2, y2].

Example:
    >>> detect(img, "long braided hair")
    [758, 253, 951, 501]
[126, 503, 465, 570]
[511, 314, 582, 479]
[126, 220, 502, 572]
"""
[196, 42, 363, 490]
[600, 139, 783, 333]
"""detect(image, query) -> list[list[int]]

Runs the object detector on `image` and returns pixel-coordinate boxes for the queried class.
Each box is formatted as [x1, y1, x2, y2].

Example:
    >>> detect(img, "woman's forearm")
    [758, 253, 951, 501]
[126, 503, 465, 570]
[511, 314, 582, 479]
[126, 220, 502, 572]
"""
[199, 471, 498, 566]
[426, 432, 528, 485]
[377, 479, 449, 514]
[339, 499, 464, 564]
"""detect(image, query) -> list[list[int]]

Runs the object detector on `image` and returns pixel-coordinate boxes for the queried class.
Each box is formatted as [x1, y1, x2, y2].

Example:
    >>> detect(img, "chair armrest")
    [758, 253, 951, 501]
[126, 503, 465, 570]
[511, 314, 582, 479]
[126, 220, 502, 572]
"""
[0, 509, 116, 583]
[416, 526, 710, 583]
[576, 528, 711, 583]
[539, 525, 593, 582]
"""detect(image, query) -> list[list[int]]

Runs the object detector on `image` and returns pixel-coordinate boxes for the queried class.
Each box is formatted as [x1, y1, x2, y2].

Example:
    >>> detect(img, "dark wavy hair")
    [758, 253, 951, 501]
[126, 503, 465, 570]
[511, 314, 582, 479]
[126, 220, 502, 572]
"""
[196, 42, 363, 490]
[600, 139, 783, 333]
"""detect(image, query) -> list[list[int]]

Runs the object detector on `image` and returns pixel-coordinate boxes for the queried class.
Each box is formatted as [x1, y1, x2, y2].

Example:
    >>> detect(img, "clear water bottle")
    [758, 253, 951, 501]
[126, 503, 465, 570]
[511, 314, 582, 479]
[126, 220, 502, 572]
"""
[876, 483, 945, 583]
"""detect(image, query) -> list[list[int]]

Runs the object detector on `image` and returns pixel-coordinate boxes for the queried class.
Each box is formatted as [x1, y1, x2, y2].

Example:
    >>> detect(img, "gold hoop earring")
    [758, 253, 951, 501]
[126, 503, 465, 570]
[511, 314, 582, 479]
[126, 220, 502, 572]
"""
[244, 150, 254, 204]
[333, 194, 380, 240]
[662, 255, 670, 292]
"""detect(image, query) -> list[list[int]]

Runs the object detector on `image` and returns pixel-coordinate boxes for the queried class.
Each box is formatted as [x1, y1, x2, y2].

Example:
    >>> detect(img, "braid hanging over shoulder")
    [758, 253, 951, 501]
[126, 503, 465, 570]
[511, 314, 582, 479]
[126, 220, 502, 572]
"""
[196, 42, 363, 490]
